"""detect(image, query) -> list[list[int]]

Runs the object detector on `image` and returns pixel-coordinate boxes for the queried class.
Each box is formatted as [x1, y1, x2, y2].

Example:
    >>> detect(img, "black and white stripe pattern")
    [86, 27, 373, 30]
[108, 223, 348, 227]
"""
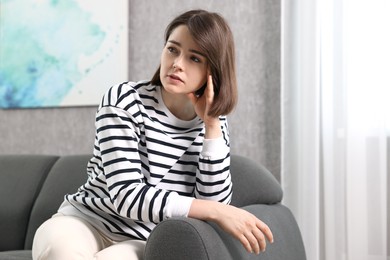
[62, 81, 232, 241]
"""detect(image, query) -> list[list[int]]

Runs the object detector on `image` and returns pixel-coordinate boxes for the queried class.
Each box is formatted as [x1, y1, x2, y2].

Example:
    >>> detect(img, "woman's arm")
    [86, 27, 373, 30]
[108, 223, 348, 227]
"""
[194, 119, 232, 204]
[187, 76, 274, 254]
[188, 76, 232, 204]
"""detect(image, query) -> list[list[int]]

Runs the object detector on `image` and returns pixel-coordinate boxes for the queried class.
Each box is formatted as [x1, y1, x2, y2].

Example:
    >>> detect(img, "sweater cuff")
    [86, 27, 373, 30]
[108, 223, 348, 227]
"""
[200, 136, 227, 158]
[165, 193, 194, 219]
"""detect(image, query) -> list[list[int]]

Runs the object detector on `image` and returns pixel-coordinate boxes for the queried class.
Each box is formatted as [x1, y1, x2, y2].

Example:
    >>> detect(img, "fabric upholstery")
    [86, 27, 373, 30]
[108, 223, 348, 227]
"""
[24, 155, 90, 249]
[230, 155, 283, 207]
[145, 217, 232, 260]
[0, 155, 58, 251]
[0, 250, 32, 260]
[0, 154, 306, 260]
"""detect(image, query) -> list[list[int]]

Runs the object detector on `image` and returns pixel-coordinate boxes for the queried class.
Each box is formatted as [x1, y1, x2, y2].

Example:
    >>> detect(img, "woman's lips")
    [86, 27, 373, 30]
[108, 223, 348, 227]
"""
[168, 74, 183, 83]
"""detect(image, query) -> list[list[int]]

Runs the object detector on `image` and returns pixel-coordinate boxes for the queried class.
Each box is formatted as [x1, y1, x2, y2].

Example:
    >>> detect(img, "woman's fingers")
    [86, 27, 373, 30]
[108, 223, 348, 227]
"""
[214, 204, 274, 255]
[256, 220, 274, 244]
[252, 226, 268, 253]
[243, 219, 274, 254]
[238, 233, 253, 254]
[238, 231, 265, 255]
[246, 231, 262, 254]
[205, 75, 214, 103]
[187, 75, 214, 120]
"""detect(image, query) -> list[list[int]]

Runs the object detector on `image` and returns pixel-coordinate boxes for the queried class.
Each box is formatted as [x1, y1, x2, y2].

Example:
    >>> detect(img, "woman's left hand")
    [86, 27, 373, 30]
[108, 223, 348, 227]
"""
[187, 75, 222, 138]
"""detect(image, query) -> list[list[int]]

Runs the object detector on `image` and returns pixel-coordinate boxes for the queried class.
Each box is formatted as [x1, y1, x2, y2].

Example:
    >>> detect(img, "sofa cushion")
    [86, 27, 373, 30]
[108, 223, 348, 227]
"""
[0, 250, 32, 260]
[230, 155, 283, 207]
[0, 155, 58, 251]
[24, 155, 90, 249]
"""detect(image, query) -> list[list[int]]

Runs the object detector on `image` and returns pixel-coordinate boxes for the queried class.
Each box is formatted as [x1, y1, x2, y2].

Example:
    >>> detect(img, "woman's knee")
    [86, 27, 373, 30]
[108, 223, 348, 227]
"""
[32, 215, 103, 260]
[94, 240, 146, 260]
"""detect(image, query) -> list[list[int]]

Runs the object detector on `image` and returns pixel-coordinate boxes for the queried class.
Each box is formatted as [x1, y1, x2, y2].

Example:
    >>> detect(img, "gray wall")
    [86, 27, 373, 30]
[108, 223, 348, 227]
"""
[0, 0, 281, 180]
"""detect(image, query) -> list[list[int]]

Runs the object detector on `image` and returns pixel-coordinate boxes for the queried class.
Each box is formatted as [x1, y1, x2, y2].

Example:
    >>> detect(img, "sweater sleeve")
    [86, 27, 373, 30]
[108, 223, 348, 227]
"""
[194, 117, 232, 204]
[96, 104, 194, 224]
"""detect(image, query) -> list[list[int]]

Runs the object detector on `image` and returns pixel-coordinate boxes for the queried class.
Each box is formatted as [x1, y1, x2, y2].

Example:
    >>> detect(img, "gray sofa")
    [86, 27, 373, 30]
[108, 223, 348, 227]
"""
[0, 154, 306, 260]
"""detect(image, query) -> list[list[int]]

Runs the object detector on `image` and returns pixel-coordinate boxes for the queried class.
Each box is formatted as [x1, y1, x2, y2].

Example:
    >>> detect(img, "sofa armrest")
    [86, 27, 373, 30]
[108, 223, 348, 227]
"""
[144, 217, 232, 260]
[145, 204, 306, 260]
[230, 155, 283, 207]
[213, 204, 306, 260]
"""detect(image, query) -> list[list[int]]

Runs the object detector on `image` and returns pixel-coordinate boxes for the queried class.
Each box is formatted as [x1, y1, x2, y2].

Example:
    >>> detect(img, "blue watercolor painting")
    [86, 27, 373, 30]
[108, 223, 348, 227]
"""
[0, 0, 128, 108]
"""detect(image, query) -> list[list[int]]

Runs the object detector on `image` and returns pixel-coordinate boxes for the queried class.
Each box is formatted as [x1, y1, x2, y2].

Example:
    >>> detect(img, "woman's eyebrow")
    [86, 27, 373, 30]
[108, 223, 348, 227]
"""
[168, 40, 206, 57]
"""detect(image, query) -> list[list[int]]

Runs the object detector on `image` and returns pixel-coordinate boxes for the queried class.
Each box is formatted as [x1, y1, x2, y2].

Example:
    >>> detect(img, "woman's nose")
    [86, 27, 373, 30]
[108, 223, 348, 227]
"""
[173, 56, 184, 71]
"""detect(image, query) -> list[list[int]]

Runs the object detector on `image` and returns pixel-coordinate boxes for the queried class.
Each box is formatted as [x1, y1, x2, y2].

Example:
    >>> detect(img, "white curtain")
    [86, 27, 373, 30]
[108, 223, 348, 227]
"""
[281, 0, 389, 260]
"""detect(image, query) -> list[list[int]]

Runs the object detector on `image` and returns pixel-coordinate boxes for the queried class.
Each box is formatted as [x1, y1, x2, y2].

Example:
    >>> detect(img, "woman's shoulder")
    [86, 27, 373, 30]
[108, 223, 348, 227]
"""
[99, 80, 156, 108]
[107, 80, 152, 98]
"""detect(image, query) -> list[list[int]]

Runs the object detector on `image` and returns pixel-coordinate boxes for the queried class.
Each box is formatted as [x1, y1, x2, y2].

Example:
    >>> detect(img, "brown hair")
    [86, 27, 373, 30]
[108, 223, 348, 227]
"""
[150, 9, 238, 117]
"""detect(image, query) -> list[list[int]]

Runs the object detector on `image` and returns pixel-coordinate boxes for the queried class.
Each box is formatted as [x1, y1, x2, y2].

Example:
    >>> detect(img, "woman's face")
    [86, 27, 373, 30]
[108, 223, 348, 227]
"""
[160, 25, 208, 95]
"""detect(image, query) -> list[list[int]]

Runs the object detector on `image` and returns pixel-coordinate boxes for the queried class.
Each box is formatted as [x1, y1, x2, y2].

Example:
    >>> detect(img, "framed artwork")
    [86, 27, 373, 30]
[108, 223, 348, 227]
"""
[0, 0, 129, 108]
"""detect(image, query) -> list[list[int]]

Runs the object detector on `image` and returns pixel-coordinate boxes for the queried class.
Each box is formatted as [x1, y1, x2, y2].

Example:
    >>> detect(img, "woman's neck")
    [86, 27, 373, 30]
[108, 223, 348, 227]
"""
[161, 87, 197, 121]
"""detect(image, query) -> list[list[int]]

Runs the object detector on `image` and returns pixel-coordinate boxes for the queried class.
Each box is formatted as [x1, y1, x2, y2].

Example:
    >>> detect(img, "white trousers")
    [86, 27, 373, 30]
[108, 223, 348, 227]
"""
[32, 214, 146, 260]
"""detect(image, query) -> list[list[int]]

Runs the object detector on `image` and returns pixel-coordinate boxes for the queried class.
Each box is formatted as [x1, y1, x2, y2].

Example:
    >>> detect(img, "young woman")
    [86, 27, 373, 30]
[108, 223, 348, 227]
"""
[32, 9, 273, 260]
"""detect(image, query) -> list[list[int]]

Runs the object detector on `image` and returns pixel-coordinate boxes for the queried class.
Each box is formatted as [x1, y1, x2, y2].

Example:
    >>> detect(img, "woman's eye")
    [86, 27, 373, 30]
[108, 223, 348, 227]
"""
[191, 56, 201, 63]
[167, 47, 177, 53]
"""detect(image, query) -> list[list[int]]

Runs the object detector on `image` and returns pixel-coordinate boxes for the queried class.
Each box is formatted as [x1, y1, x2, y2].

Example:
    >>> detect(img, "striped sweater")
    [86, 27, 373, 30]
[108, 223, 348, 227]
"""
[59, 81, 232, 241]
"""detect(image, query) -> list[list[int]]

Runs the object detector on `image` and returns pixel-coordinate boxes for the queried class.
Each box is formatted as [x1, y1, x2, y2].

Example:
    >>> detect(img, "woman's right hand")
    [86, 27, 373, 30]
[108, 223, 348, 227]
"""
[188, 199, 274, 254]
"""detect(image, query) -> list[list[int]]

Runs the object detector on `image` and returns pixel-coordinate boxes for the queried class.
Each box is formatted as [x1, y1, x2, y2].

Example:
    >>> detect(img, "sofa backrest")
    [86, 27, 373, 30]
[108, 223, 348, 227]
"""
[230, 155, 283, 207]
[23, 155, 90, 249]
[0, 155, 59, 251]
